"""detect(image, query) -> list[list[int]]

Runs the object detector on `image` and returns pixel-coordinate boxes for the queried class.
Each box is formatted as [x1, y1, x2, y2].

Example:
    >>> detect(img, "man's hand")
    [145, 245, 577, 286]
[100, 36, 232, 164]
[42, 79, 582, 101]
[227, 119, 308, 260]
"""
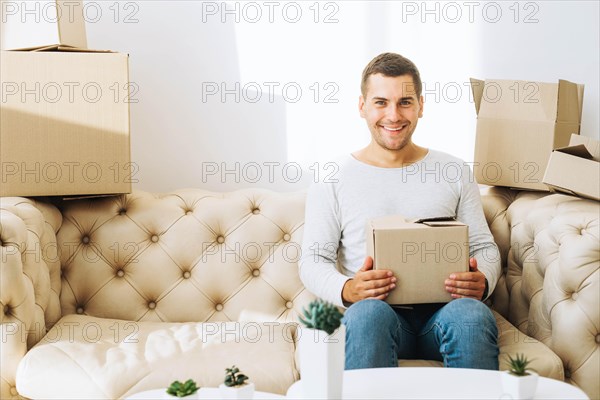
[342, 256, 396, 304]
[444, 257, 486, 300]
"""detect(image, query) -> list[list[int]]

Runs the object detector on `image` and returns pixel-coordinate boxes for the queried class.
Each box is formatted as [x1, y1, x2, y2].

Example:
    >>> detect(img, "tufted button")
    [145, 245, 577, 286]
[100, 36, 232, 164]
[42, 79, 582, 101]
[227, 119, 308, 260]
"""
[151, 235, 159, 243]
[118, 208, 127, 216]
[595, 334, 600, 344]
[252, 207, 260, 215]
[10, 387, 17, 396]
[215, 303, 224, 311]
[76, 307, 84, 314]
[285, 301, 293, 309]
[116, 269, 125, 278]
[252, 269, 260, 277]
[216, 235, 225, 244]
[579, 228, 586, 235]
[571, 292, 579, 300]
[183, 271, 191, 279]
[82, 235, 90, 244]
[3, 305, 10, 316]
[186, 210, 193, 215]
[148, 301, 156, 310]
[565, 370, 571, 379]
[283, 233, 291, 241]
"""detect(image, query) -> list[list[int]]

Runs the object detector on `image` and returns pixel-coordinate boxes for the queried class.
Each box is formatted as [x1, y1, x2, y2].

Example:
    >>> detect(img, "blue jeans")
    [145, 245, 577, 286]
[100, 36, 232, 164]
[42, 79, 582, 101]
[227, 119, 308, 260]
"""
[342, 298, 499, 370]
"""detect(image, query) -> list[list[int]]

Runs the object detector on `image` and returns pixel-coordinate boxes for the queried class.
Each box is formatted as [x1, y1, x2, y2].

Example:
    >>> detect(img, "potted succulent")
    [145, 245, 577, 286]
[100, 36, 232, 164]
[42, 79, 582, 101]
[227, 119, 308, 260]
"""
[218, 365, 255, 399]
[501, 353, 539, 399]
[166, 379, 200, 399]
[298, 299, 345, 399]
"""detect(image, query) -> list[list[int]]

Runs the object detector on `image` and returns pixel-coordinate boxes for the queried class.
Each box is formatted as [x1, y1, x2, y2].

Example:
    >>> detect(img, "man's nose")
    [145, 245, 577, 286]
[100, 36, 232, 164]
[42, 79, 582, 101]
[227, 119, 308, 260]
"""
[385, 105, 402, 122]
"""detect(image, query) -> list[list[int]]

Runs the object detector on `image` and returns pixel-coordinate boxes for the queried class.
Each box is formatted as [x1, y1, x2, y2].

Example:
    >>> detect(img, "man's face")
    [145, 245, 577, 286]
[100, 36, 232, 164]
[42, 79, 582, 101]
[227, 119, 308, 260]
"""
[359, 73, 424, 152]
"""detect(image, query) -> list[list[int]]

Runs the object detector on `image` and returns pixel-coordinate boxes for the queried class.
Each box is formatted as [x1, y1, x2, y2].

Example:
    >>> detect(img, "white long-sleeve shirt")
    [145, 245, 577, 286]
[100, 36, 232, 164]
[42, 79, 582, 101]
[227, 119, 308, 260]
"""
[299, 150, 501, 308]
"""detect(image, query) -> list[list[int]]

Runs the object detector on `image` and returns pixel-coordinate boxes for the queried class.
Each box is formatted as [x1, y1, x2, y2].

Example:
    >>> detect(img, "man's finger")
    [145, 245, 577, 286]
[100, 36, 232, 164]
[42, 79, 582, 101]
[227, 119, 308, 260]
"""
[372, 293, 389, 300]
[447, 285, 480, 297]
[359, 269, 396, 281]
[469, 257, 478, 272]
[451, 293, 479, 300]
[446, 280, 480, 290]
[360, 256, 374, 272]
[449, 271, 480, 281]
[366, 285, 395, 298]
[361, 276, 396, 290]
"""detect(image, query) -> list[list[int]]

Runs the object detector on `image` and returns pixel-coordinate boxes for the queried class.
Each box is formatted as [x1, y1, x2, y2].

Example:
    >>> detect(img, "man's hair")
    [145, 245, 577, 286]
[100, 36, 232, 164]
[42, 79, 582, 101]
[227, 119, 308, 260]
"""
[361, 52, 422, 98]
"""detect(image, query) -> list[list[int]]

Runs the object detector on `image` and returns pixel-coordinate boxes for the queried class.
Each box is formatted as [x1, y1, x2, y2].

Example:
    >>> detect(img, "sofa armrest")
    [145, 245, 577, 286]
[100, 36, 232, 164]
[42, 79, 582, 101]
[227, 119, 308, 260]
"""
[479, 186, 518, 317]
[0, 197, 62, 399]
[508, 193, 599, 399]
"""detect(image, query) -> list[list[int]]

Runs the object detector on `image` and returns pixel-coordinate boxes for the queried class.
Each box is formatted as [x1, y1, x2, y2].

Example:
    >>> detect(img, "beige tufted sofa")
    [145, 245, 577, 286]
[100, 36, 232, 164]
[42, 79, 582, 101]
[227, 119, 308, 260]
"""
[0, 188, 598, 399]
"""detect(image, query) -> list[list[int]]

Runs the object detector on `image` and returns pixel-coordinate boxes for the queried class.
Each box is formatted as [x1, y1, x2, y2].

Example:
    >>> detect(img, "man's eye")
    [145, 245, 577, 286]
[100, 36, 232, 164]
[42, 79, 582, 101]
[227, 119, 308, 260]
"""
[400, 100, 412, 106]
[375, 101, 385, 106]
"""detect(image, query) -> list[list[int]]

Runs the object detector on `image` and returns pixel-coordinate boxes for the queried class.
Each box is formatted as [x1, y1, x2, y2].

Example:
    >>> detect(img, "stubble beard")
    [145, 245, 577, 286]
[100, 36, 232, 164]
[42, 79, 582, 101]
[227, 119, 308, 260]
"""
[373, 124, 415, 152]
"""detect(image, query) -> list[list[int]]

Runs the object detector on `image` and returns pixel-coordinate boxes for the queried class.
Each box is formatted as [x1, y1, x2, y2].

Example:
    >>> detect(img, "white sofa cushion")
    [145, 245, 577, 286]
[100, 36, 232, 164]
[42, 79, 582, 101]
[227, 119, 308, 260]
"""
[16, 315, 299, 399]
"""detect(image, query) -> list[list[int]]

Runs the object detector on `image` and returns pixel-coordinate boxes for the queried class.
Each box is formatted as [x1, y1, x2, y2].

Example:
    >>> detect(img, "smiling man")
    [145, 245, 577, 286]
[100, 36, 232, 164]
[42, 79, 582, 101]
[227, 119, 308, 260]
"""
[299, 52, 501, 370]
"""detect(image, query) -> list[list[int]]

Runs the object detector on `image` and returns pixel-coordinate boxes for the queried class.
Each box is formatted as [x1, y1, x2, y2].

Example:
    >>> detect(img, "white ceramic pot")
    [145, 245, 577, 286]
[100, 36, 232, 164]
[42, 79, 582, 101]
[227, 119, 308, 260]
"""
[218, 382, 255, 399]
[501, 370, 539, 399]
[298, 325, 345, 399]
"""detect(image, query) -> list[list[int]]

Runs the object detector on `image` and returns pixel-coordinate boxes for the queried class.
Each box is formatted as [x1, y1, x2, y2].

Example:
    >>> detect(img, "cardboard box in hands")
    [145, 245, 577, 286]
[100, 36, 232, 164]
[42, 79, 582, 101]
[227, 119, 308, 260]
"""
[366, 216, 469, 305]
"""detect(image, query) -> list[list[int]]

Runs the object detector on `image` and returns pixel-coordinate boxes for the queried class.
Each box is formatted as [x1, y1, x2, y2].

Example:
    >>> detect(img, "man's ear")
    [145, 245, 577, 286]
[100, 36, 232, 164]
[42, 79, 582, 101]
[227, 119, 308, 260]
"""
[418, 95, 424, 118]
[358, 95, 366, 118]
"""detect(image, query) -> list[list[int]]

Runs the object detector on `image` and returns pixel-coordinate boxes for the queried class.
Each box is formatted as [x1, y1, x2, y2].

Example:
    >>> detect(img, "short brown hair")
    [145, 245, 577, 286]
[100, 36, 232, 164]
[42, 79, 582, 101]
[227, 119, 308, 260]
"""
[361, 52, 422, 98]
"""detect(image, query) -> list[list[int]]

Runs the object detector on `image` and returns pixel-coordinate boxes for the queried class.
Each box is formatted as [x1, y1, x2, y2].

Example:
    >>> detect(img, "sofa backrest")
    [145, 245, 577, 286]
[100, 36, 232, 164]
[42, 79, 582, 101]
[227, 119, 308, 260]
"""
[56, 189, 314, 323]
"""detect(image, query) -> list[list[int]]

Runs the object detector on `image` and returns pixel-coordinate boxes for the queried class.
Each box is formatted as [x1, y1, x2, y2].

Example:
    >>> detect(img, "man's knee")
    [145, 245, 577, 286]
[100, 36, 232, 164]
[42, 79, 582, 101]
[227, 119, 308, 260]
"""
[342, 299, 397, 330]
[442, 298, 498, 338]
[446, 298, 493, 318]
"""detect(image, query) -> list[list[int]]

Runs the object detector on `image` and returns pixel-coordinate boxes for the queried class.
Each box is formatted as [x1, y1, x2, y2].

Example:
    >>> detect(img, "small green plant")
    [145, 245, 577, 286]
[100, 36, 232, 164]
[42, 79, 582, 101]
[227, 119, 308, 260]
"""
[298, 299, 343, 335]
[166, 379, 199, 397]
[507, 353, 535, 376]
[224, 365, 249, 387]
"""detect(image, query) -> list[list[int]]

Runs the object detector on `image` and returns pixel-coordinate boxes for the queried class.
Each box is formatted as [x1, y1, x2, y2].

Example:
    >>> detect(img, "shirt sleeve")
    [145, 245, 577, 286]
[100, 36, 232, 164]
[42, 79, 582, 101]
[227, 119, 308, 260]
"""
[456, 164, 501, 300]
[299, 181, 351, 307]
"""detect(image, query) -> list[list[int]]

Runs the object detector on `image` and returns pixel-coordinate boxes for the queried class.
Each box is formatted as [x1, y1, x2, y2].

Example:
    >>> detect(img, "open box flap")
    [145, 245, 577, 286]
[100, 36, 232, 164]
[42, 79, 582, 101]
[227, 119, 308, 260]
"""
[3, 0, 87, 50]
[412, 217, 465, 227]
[8, 45, 114, 53]
[568, 134, 600, 161]
[555, 144, 595, 160]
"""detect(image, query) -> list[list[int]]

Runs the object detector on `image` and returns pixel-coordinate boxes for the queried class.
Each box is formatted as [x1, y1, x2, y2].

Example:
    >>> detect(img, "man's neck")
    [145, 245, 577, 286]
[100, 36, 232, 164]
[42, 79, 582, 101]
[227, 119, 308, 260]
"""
[353, 142, 428, 168]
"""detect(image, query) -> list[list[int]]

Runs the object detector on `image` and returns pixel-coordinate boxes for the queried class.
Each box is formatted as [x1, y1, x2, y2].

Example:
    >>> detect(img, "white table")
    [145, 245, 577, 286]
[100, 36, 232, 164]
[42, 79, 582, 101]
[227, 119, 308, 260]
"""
[126, 387, 284, 399]
[286, 367, 589, 399]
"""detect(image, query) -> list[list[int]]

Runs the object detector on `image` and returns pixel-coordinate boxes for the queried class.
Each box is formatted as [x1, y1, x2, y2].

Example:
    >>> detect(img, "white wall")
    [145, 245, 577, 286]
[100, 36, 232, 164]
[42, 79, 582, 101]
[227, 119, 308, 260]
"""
[2, 1, 598, 192]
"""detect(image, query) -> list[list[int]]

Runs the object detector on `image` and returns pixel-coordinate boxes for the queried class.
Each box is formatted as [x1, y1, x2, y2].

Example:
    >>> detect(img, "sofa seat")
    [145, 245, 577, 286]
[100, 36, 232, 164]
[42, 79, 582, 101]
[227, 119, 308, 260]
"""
[16, 311, 564, 399]
[16, 315, 299, 399]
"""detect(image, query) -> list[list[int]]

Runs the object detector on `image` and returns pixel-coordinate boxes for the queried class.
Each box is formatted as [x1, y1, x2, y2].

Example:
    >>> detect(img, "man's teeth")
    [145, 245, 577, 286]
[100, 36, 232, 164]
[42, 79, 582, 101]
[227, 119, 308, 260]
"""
[383, 126, 404, 131]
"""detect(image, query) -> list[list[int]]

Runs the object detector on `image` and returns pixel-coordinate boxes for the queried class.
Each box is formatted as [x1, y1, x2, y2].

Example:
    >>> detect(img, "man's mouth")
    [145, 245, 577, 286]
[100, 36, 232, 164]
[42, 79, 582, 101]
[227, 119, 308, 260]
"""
[381, 124, 408, 132]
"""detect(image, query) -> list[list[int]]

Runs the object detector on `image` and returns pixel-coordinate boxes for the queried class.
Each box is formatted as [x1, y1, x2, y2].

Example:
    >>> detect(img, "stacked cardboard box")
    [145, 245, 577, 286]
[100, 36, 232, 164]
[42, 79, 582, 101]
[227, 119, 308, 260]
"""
[471, 78, 584, 193]
[0, 0, 131, 197]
